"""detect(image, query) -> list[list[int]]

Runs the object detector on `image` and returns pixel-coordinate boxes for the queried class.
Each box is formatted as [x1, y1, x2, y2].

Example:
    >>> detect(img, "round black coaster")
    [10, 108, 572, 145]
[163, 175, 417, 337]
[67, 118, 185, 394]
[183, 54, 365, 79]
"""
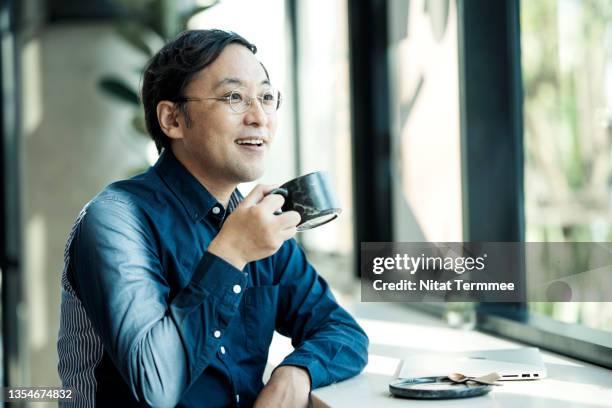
[389, 376, 493, 399]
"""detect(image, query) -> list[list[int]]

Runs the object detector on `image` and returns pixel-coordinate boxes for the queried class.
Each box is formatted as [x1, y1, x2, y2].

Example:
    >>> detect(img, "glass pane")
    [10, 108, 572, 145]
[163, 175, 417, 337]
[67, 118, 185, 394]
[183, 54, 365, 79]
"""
[521, 0, 612, 331]
[296, 0, 355, 286]
[389, 0, 463, 242]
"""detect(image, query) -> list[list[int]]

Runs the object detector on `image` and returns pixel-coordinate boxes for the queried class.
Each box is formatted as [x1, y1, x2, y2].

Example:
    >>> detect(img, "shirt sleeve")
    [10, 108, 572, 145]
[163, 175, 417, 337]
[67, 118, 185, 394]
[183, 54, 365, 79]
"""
[70, 197, 247, 407]
[273, 239, 369, 389]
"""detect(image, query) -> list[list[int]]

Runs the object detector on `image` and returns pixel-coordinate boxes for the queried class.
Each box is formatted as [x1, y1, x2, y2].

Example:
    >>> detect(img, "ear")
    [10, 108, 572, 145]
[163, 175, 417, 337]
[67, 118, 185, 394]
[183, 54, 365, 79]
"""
[157, 100, 185, 140]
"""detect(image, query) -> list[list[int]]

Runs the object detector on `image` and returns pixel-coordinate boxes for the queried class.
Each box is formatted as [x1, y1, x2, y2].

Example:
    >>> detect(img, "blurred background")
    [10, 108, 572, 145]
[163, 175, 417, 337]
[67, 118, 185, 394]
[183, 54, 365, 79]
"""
[1, 0, 611, 402]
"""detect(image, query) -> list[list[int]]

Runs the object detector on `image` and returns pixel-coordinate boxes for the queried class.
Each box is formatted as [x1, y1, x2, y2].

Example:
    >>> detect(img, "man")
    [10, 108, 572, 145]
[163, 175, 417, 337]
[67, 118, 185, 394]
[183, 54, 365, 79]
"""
[58, 29, 368, 407]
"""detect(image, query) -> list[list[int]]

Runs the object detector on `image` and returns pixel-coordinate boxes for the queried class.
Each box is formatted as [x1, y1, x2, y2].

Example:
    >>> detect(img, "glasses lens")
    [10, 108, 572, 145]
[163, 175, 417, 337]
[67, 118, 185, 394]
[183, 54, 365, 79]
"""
[228, 89, 281, 114]
[260, 90, 278, 114]
[229, 90, 248, 113]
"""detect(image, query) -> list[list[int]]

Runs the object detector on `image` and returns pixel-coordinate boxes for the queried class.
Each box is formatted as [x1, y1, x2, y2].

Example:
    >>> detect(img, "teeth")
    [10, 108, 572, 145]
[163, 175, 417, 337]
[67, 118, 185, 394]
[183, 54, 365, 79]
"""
[236, 139, 263, 145]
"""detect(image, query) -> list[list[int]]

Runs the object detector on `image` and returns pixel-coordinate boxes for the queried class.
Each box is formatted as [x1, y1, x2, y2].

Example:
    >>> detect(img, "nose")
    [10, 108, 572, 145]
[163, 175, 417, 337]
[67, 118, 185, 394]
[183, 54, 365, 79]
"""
[243, 97, 269, 127]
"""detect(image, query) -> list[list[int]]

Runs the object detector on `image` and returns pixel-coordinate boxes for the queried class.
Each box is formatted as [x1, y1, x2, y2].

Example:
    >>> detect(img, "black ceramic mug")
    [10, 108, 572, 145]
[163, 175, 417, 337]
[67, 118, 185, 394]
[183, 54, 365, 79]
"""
[269, 171, 341, 231]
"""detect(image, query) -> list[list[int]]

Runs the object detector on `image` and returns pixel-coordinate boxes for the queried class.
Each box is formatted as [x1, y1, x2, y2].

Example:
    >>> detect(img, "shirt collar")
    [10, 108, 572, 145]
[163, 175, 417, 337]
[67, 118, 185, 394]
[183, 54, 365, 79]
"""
[154, 148, 239, 223]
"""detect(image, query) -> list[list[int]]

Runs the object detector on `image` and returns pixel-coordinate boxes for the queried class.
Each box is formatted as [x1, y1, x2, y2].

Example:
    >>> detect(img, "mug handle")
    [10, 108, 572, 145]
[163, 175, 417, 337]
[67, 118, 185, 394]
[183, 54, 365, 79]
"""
[268, 188, 288, 215]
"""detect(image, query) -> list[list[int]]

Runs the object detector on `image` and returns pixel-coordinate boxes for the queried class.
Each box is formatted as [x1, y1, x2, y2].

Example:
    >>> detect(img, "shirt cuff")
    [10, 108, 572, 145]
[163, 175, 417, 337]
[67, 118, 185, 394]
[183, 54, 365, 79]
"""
[278, 352, 327, 389]
[190, 251, 248, 310]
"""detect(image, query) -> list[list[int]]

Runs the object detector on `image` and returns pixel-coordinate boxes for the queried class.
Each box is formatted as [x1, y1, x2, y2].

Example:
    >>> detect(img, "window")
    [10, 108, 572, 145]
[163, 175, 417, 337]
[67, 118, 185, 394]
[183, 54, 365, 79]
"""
[521, 0, 612, 332]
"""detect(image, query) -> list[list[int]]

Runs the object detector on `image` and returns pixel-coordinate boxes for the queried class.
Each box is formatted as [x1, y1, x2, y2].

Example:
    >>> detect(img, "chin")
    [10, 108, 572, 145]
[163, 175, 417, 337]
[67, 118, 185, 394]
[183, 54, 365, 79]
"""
[235, 166, 266, 183]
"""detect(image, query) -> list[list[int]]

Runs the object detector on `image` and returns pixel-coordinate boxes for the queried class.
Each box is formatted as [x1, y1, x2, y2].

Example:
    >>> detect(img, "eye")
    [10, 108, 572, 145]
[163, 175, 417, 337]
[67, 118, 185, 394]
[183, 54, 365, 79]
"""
[228, 91, 244, 102]
[262, 91, 276, 104]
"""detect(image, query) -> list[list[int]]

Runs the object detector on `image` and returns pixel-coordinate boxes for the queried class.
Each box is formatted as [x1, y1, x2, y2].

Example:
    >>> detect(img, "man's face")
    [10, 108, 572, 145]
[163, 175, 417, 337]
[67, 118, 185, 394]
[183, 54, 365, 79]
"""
[174, 44, 278, 184]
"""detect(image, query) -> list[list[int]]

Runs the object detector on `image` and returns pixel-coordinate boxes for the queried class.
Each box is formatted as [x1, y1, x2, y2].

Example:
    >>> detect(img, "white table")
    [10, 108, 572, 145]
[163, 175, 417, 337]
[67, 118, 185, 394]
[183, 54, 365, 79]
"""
[267, 302, 612, 408]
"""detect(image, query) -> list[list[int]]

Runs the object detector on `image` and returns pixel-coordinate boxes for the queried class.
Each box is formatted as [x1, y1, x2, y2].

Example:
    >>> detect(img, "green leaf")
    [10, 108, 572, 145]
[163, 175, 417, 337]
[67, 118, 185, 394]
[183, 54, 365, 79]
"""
[99, 77, 140, 106]
[143, 9, 167, 40]
[115, 22, 154, 57]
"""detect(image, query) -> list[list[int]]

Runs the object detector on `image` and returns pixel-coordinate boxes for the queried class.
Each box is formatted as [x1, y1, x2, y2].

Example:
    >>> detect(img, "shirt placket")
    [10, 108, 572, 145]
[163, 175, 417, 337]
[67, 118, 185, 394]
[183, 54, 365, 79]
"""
[215, 275, 253, 408]
[206, 200, 244, 406]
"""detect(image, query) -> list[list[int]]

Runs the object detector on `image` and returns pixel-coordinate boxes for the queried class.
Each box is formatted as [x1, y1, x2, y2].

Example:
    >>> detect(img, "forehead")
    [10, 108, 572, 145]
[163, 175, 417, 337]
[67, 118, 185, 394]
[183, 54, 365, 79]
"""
[188, 43, 269, 91]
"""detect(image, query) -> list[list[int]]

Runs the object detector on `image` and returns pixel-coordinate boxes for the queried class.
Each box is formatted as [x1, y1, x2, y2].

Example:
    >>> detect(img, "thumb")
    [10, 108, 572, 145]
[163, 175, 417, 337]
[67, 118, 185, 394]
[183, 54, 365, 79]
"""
[241, 184, 279, 207]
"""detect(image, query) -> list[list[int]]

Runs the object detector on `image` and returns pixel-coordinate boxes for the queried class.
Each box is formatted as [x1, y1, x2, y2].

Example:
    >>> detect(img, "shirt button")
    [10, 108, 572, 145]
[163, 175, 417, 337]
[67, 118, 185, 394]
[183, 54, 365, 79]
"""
[212, 206, 221, 215]
[220, 346, 226, 355]
[232, 284, 242, 294]
[213, 330, 221, 338]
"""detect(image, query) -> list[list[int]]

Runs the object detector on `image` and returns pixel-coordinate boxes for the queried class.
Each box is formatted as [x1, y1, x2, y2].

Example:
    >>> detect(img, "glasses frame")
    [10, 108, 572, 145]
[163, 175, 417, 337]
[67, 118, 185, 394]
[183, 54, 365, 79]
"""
[178, 88, 282, 114]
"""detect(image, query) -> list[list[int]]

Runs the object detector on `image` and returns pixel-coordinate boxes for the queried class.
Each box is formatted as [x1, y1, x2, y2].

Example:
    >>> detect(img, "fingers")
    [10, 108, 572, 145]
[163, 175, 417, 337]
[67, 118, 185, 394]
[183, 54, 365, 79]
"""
[237, 185, 301, 243]
[259, 192, 286, 212]
[241, 184, 279, 206]
[260, 184, 280, 196]
[279, 225, 298, 241]
[276, 210, 301, 229]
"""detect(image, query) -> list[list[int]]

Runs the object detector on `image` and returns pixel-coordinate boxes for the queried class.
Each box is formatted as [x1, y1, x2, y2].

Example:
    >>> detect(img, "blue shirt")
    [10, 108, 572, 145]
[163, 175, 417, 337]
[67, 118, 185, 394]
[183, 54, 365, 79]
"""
[57, 149, 368, 407]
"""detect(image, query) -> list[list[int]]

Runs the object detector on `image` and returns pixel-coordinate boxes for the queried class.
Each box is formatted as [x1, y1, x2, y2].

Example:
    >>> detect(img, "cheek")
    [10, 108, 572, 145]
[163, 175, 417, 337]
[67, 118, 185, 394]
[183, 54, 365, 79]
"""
[193, 111, 239, 143]
[267, 115, 279, 136]
[211, 111, 242, 136]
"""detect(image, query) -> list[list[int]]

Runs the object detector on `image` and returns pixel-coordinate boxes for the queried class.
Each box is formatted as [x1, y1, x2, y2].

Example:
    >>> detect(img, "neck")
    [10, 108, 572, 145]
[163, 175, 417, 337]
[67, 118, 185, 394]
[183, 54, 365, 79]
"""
[170, 145, 236, 208]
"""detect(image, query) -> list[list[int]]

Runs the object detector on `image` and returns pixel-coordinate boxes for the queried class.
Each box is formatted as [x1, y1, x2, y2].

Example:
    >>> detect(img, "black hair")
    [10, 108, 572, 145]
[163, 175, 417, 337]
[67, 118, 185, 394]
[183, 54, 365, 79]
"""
[141, 29, 258, 153]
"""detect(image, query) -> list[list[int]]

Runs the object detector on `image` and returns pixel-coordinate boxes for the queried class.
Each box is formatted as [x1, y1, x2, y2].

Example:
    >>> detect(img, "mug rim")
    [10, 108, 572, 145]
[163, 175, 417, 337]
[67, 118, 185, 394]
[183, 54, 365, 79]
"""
[297, 208, 342, 231]
[280, 170, 329, 188]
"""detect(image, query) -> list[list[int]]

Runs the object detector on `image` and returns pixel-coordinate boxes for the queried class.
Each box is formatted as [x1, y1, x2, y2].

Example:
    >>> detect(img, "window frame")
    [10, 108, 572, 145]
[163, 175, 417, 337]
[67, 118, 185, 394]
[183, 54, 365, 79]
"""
[1, 0, 25, 387]
[347, 0, 394, 276]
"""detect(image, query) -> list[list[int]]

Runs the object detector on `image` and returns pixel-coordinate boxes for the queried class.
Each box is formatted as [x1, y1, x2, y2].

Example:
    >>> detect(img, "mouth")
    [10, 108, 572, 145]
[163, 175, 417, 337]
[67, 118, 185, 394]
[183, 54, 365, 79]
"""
[234, 137, 267, 151]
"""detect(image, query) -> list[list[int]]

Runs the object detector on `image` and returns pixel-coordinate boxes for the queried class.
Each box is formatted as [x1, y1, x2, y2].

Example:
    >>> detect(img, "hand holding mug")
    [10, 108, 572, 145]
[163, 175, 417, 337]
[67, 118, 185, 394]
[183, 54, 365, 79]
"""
[208, 184, 301, 270]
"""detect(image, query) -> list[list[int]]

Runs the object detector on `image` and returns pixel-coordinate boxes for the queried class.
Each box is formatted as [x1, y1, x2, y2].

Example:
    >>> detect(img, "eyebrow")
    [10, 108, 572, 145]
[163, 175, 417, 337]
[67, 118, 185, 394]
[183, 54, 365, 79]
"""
[213, 77, 271, 90]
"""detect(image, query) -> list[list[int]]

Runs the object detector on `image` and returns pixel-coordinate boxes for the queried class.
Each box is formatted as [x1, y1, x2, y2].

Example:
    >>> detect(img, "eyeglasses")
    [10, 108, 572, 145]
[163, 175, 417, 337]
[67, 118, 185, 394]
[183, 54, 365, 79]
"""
[179, 88, 282, 114]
